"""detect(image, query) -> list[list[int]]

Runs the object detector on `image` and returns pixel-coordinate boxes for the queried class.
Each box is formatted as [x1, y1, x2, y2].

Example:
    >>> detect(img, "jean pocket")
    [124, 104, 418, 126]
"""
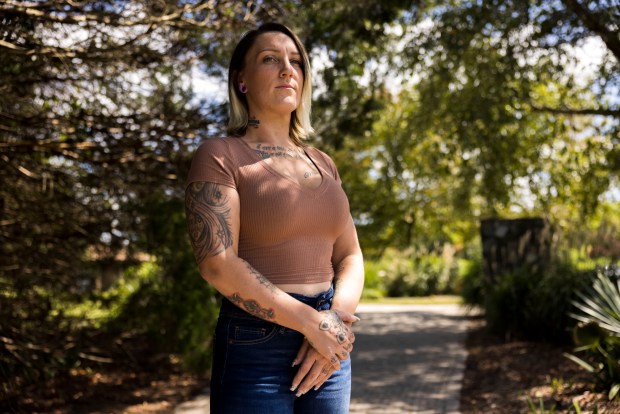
[228, 321, 279, 345]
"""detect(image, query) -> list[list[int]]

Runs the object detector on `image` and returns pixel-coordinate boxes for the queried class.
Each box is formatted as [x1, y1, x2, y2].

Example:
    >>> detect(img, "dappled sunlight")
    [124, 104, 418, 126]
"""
[350, 305, 475, 414]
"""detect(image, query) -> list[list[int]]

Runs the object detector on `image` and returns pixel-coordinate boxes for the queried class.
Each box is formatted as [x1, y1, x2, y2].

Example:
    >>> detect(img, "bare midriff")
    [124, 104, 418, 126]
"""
[277, 281, 332, 296]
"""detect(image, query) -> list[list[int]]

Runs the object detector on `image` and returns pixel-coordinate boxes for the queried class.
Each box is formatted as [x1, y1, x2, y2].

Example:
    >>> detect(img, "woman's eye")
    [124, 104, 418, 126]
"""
[263, 56, 277, 63]
[291, 59, 302, 66]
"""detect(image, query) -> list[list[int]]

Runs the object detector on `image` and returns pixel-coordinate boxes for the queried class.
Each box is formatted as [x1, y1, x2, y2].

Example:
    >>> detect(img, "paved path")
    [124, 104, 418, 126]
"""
[175, 303, 476, 414]
[349, 304, 474, 414]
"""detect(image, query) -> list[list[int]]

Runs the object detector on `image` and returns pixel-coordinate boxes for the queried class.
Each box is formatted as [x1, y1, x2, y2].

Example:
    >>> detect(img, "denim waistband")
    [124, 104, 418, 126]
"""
[220, 284, 334, 317]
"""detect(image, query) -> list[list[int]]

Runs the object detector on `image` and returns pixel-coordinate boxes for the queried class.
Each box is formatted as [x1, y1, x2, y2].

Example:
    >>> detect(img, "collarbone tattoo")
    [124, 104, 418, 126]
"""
[254, 143, 306, 160]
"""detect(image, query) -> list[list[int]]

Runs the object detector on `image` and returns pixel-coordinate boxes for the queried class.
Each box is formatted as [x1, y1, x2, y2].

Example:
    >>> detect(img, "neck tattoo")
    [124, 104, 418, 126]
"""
[248, 117, 260, 128]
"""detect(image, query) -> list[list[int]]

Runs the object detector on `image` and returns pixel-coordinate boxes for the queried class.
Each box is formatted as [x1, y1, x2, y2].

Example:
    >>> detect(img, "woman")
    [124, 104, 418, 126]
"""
[184, 22, 364, 413]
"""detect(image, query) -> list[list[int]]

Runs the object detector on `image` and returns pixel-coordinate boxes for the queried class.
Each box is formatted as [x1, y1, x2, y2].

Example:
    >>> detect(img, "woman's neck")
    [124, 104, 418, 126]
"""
[242, 112, 294, 146]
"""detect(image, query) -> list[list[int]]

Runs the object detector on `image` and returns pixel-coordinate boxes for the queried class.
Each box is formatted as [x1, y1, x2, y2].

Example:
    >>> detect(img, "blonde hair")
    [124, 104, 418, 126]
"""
[227, 23, 314, 145]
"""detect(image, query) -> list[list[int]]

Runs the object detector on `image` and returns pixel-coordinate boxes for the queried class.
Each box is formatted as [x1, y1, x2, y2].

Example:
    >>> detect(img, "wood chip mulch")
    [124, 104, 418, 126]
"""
[460, 318, 620, 414]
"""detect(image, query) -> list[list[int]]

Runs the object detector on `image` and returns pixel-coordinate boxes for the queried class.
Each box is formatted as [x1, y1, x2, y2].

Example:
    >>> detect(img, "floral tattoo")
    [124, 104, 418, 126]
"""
[227, 293, 275, 320]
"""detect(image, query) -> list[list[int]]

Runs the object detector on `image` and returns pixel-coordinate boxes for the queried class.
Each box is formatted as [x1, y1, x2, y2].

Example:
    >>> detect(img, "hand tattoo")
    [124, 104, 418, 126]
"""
[318, 310, 352, 344]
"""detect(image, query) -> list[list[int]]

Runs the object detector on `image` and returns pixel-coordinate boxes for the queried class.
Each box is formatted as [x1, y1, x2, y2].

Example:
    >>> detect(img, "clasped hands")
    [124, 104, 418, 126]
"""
[290, 309, 359, 397]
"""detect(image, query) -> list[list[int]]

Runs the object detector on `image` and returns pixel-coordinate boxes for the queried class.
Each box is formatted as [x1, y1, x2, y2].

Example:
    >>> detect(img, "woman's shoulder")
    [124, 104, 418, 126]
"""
[194, 136, 248, 158]
[306, 146, 336, 166]
[196, 136, 243, 150]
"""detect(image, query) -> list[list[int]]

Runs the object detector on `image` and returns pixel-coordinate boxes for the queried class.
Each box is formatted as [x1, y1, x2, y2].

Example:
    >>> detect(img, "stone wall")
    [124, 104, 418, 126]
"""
[480, 218, 552, 283]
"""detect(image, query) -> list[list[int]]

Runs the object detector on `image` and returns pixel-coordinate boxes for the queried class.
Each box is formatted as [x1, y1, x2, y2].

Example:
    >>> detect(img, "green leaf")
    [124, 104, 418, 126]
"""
[564, 353, 596, 373]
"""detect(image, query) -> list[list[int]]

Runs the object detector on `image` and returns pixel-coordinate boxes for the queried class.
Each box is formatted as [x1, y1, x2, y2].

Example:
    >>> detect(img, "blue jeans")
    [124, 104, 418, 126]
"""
[210, 285, 351, 414]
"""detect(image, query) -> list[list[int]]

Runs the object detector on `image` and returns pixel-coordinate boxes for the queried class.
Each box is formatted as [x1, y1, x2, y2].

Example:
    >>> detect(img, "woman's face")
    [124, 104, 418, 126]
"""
[239, 31, 304, 117]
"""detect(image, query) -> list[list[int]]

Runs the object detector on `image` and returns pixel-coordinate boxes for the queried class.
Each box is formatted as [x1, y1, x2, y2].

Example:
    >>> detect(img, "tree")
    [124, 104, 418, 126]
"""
[341, 0, 619, 253]
[0, 0, 292, 398]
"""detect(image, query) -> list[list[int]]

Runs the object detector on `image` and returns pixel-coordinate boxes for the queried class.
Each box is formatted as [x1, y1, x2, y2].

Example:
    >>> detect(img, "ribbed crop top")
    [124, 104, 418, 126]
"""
[185, 137, 351, 285]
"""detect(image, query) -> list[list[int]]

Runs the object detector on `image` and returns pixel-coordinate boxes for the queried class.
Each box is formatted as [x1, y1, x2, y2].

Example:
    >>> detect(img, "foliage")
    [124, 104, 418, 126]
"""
[363, 247, 460, 298]
[566, 265, 620, 400]
[483, 259, 593, 342]
[456, 252, 486, 309]
[0, 0, 281, 394]
[526, 396, 557, 414]
[335, 0, 620, 257]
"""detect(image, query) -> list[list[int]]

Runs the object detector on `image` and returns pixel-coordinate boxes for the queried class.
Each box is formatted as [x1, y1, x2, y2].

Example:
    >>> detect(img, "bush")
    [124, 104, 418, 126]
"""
[363, 247, 459, 298]
[362, 260, 388, 299]
[456, 255, 485, 308]
[113, 192, 220, 374]
[566, 265, 620, 400]
[483, 260, 593, 342]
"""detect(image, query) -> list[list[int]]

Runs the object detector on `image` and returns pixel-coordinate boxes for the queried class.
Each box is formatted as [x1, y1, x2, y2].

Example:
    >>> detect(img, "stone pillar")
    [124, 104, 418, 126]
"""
[480, 218, 552, 283]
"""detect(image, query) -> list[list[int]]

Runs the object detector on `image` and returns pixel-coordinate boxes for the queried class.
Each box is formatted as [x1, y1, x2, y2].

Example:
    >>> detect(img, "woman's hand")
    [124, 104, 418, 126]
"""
[303, 309, 357, 370]
[290, 340, 335, 396]
[292, 309, 359, 396]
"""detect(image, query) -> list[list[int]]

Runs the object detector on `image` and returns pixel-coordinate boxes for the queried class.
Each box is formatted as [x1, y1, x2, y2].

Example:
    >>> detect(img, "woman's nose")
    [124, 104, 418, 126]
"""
[280, 59, 294, 77]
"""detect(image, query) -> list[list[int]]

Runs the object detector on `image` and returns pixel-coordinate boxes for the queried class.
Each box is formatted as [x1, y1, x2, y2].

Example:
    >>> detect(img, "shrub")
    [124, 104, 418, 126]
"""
[364, 247, 459, 298]
[566, 265, 620, 400]
[362, 260, 388, 299]
[483, 260, 592, 342]
[456, 255, 485, 308]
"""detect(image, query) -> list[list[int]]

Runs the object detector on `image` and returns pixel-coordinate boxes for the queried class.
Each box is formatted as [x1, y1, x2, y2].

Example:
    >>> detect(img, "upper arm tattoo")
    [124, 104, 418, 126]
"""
[185, 182, 233, 263]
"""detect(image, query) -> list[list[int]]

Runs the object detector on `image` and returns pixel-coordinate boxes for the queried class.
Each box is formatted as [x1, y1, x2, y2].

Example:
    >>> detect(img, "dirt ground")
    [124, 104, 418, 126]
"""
[2, 354, 206, 414]
[460, 319, 620, 414]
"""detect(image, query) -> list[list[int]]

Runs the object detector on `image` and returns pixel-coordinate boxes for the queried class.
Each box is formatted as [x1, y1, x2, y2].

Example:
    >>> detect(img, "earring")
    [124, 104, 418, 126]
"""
[239, 84, 247, 93]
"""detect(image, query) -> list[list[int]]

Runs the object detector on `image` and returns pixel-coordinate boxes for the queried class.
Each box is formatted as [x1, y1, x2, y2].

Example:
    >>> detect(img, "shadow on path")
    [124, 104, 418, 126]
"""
[350, 304, 476, 414]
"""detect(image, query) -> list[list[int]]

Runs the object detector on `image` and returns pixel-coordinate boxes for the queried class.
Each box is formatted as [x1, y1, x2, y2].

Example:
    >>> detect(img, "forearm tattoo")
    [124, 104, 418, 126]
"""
[185, 182, 233, 263]
[319, 310, 351, 344]
[227, 293, 275, 320]
[243, 260, 278, 294]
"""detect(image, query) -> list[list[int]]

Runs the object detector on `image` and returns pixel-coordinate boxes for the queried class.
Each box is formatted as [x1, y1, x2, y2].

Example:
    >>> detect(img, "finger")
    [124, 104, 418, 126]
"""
[296, 363, 325, 396]
[334, 309, 360, 325]
[329, 354, 341, 370]
[292, 339, 310, 367]
[313, 367, 333, 391]
[292, 349, 318, 392]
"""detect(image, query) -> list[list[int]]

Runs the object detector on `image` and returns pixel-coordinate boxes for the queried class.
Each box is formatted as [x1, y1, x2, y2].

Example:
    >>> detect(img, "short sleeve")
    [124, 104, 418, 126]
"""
[185, 138, 237, 190]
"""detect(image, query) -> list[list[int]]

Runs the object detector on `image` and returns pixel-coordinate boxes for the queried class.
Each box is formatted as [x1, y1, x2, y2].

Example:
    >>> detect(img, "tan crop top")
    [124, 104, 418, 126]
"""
[185, 137, 351, 285]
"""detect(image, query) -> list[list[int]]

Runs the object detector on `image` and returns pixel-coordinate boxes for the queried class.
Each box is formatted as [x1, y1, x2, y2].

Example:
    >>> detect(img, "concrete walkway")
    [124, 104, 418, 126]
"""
[174, 303, 476, 414]
[349, 303, 474, 414]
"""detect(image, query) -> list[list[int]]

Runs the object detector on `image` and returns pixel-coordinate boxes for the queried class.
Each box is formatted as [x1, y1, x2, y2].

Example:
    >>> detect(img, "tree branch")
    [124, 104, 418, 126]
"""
[0, 0, 221, 29]
[562, 0, 620, 62]
[531, 104, 620, 118]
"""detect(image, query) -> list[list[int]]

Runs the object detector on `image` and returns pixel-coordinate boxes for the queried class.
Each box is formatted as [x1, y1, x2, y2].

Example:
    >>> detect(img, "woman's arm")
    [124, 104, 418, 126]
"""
[185, 181, 354, 367]
[331, 215, 365, 314]
[290, 215, 364, 395]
